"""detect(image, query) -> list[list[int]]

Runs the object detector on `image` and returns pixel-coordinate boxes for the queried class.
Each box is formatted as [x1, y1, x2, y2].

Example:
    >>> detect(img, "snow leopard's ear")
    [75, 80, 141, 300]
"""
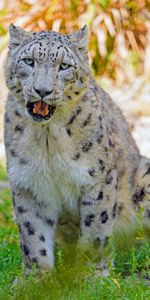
[70, 25, 88, 57]
[9, 24, 31, 48]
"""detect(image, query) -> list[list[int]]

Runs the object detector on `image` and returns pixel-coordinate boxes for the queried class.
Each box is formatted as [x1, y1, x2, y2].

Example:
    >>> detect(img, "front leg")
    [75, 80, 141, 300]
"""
[79, 170, 118, 273]
[12, 187, 57, 273]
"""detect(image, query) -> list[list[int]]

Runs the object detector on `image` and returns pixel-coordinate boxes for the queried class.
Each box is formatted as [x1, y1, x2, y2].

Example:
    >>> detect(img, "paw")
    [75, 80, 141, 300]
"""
[96, 261, 110, 278]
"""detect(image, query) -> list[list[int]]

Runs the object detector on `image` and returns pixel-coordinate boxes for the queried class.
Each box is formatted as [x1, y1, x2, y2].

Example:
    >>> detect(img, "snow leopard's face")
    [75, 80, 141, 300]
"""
[5, 24, 90, 123]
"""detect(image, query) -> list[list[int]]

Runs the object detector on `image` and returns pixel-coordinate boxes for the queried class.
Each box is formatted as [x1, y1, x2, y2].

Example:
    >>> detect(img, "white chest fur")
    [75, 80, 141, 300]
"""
[9, 122, 92, 213]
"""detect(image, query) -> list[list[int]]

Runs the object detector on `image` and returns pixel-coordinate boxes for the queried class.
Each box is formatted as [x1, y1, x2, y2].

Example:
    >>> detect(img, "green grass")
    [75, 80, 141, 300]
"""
[0, 163, 8, 181]
[0, 164, 149, 300]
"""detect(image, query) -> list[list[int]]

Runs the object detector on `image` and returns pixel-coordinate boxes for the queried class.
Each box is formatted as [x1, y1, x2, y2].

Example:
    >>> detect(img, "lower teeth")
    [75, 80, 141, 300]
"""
[32, 107, 49, 116]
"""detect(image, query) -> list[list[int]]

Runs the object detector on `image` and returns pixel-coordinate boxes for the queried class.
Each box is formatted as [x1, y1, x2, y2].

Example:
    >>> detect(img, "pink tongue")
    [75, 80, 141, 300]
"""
[34, 101, 49, 116]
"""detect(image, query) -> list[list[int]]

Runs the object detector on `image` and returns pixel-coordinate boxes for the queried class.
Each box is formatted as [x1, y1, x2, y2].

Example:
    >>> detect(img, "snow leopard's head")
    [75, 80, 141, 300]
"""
[5, 24, 91, 123]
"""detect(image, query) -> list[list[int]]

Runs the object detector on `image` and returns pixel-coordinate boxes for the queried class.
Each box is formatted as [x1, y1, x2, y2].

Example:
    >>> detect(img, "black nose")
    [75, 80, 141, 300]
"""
[34, 88, 53, 98]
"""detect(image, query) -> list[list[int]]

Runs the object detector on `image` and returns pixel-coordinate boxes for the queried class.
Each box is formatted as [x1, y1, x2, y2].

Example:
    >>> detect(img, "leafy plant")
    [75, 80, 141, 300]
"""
[0, 0, 150, 81]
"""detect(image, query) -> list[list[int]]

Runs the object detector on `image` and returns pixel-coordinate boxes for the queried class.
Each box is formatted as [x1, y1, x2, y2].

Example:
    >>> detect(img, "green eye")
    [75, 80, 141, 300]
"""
[23, 58, 34, 66]
[59, 63, 71, 70]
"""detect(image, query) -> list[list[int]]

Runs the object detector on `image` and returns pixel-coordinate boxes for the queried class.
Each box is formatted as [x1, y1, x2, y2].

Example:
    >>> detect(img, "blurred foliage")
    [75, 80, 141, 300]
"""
[0, 0, 150, 81]
[0, 163, 8, 181]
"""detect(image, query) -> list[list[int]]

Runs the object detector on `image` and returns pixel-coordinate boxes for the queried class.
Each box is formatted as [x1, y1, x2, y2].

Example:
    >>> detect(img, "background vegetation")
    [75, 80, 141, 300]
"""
[0, 0, 150, 82]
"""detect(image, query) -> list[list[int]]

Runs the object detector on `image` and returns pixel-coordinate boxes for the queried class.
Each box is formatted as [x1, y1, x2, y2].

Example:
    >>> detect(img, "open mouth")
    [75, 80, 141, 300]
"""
[26, 100, 56, 122]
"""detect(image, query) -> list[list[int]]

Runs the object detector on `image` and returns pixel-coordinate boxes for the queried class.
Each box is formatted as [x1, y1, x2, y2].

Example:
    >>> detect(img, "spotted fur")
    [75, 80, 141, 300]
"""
[4, 24, 150, 274]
